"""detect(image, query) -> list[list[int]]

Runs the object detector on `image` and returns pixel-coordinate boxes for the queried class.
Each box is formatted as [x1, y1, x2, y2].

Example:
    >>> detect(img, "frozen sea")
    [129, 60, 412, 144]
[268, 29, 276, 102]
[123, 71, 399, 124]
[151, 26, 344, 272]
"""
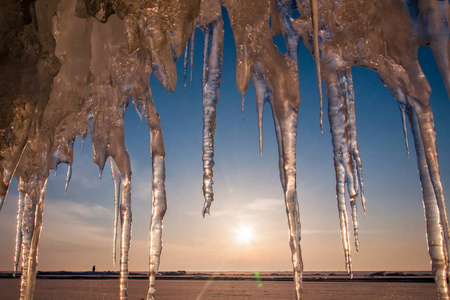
[0, 271, 438, 299]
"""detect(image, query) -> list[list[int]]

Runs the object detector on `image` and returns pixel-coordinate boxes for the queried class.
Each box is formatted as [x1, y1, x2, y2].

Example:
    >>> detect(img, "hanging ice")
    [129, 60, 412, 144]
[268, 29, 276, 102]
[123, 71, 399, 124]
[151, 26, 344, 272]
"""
[198, 0, 224, 216]
[13, 184, 24, 277]
[224, 1, 303, 297]
[145, 88, 167, 300]
[110, 158, 121, 266]
[184, 31, 196, 88]
[0, 0, 449, 300]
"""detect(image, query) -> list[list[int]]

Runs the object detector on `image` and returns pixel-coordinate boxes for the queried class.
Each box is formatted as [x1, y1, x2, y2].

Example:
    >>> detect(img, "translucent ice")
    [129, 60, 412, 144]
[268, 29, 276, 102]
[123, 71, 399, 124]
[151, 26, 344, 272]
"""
[199, 0, 224, 216]
[145, 89, 167, 300]
[0, 1, 449, 300]
[224, 1, 303, 297]
[13, 183, 24, 277]
[110, 158, 121, 266]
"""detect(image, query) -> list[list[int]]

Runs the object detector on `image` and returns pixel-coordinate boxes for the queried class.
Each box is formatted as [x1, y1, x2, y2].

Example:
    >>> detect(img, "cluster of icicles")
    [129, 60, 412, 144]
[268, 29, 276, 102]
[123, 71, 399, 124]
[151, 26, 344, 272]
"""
[0, 0, 449, 299]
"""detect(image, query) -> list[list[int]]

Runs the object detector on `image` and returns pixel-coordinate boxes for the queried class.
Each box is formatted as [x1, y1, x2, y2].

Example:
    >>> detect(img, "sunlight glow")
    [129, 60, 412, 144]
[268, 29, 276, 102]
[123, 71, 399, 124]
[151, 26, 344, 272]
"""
[236, 225, 254, 244]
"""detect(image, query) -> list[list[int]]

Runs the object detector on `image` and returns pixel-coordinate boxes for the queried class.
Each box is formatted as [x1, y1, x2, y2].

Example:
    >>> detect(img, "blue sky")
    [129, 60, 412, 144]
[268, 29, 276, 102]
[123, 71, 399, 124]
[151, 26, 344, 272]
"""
[0, 11, 449, 273]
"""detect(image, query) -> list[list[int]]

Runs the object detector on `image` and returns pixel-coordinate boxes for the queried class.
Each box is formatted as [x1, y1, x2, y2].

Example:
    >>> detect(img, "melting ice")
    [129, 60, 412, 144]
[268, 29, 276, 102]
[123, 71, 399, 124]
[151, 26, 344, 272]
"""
[0, 0, 449, 299]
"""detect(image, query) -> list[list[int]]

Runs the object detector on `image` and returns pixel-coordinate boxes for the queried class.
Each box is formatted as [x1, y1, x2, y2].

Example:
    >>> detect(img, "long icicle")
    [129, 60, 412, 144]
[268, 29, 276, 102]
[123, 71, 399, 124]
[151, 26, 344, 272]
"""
[201, 17, 224, 217]
[183, 36, 191, 88]
[263, 56, 302, 300]
[378, 63, 450, 298]
[271, 105, 302, 298]
[24, 179, 47, 300]
[201, 23, 212, 215]
[110, 158, 121, 266]
[19, 193, 35, 300]
[310, 0, 324, 135]
[411, 99, 450, 288]
[19, 178, 48, 300]
[119, 171, 131, 300]
[145, 87, 167, 300]
[334, 152, 352, 274]
[327, 72, 353, 275]
[254, 2, 303, 294]
[343, 69, 363, 245]
[190, 30, 196, 84]
[410, 107, 449, 299]
[13, 182, 25, 277]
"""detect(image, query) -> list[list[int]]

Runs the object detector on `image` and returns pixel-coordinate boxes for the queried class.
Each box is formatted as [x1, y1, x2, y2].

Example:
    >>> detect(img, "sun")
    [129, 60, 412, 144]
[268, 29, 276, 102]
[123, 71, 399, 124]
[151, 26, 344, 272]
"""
[235, 225, 254, 244]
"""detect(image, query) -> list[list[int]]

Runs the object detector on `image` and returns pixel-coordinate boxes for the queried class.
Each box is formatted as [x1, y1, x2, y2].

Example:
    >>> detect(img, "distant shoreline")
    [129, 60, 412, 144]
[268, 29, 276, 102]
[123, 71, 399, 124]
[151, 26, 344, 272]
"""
[0, 271, 435, 283]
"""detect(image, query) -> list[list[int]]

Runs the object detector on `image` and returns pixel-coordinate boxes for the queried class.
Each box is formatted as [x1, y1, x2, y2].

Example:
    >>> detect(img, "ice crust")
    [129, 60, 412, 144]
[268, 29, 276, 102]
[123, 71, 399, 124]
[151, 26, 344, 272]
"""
[0, 0, 449, 299]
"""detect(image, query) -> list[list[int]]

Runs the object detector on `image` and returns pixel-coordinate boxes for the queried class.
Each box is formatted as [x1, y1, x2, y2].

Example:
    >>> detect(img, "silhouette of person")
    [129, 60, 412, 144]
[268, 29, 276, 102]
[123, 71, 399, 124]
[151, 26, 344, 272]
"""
[92, 265, 96, 272]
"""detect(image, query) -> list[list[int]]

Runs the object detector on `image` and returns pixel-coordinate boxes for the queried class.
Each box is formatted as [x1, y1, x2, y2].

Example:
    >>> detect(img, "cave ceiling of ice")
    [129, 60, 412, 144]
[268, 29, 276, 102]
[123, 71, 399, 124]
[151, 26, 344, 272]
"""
[0, 0, 449, 299]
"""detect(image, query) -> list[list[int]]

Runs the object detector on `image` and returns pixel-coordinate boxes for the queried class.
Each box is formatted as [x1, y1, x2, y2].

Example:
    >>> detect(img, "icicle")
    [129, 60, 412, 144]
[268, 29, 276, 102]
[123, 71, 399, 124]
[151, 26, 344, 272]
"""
[183, 38, 190, 88]
[25, 181, 47, 300]
[65, 164, 72, 193]
[265, 86, 303, 296]
[223, 1, 304, 296]
[410, 108, 449, 299]
[273, 113, 286, 190]
[147, 155, 165, 300]
[0, 196, 4, 212]
[409, 98, 450, 287]
[13, 185, 25, 277]
[201, 17, 224, 217]
[119, 174, 131, 300]
[241, 93, 245, 120]
[344, 69, 366, 218]
[326, 69, 363, 275]
[201, 25, 213, 216]
[252, 64, 271, 158]
[378, 59, 449, 298]
[333, 147, 352, 274]
[257, 34, 303, 300]
[19, 194, 35, 300]
[144, 88, 167, 300]
[270, 106, 303, 298]
[189, 30, 196, 83]
[235, 43, 253, 102]
[310, 0, 324, 135]
[110, 158, 121, 267]
[19, 178, 48, 300]
[182, 29, 197, 88]
[399, 104, 411, 160]
[322, 68, 365, 260]
[349, 197, 359, 251]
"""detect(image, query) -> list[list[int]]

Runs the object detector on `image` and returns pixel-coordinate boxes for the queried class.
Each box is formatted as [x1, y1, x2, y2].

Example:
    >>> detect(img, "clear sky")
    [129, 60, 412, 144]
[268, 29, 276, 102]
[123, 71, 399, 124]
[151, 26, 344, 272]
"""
[0, 10, 449, 273]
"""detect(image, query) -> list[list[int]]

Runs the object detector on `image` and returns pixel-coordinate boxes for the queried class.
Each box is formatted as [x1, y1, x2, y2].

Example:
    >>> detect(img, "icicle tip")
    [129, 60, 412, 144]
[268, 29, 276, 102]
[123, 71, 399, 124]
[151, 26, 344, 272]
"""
[202, 203, 211, 218]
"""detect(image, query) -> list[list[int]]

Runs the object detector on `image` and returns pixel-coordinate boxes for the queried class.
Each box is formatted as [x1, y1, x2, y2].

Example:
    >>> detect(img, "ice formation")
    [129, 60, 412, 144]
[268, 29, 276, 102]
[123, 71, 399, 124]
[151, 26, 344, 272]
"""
[0, 0, 449, 299]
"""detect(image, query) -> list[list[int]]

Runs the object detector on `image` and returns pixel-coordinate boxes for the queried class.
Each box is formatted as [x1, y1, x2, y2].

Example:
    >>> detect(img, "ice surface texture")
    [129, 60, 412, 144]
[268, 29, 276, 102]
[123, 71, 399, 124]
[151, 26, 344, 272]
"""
[0, 0, 449, 299]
